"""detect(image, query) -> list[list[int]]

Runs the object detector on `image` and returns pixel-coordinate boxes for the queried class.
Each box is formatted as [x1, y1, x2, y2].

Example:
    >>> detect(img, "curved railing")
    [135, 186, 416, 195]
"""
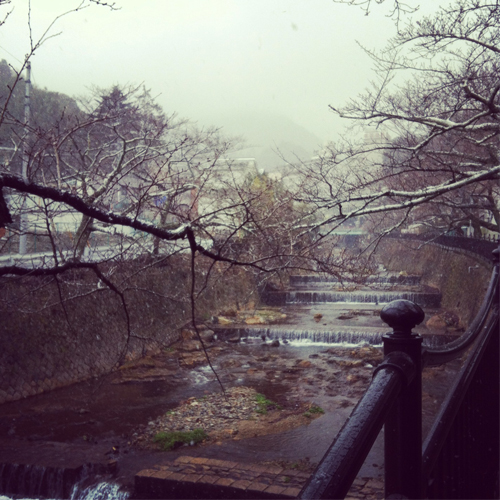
[391, 231, 499, 261]
[422, 306, 499, 498]
[423, 247, 499, 366]
[300, 245, 499, 499]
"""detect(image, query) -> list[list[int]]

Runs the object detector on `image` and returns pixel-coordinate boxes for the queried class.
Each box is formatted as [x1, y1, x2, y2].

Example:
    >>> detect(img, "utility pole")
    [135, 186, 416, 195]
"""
[19, 61, 31, 255]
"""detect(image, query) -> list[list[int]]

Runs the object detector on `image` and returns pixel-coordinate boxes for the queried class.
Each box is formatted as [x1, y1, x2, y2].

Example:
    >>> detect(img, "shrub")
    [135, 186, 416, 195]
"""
[255, 393, 282, 414]
[153, 428, 208, 451]
[304, 405, 325, 418]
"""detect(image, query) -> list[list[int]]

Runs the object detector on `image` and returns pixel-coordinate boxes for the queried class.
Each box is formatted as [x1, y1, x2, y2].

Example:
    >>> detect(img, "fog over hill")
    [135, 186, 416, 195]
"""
[215, 113, 324, 171]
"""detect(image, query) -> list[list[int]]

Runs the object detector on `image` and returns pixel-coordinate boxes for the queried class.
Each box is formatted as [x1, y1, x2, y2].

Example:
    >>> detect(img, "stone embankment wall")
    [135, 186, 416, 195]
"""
[0, 257, 257, 404]
[1, 239, 493, 405]
[375, 238, 494, 327]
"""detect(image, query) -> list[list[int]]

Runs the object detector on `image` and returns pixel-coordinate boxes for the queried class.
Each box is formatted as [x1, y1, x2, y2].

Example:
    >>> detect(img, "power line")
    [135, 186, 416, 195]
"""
[0, 45, 23, 64]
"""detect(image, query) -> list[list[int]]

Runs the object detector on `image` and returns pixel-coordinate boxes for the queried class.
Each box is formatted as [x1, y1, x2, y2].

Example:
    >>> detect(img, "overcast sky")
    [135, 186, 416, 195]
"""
[0, 0, 444, 158]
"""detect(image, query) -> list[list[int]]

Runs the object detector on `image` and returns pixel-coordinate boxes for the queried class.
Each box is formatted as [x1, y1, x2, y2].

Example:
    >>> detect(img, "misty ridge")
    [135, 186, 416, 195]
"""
[217, 113, 323, 171]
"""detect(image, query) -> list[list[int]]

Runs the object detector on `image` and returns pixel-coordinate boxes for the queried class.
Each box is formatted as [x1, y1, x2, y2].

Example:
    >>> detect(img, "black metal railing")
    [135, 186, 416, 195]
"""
[300, 246, 499, 499]
[422, 309, 499, 499]
[392, 231, 499, 261]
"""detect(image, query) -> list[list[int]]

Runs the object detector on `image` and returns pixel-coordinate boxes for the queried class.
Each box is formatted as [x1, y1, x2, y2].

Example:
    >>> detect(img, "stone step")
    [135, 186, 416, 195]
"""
[262, 290, 441, 308]
[212, 326, 458, 348]
[289, 274, 421, 287]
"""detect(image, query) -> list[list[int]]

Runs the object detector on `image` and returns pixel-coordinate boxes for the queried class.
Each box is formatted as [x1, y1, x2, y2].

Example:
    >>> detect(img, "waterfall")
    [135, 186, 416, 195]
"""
[71, 481, 128, 500]
[235, 327, 456, 348]
[228, 271, 443, 346]
[0, 463, 65, 499]
[0, 463, 128, 500]
[289, 274, 421, 286]
[284, 290, 441, 307]
[287, 290, 422, 304]
[262, 273, 439, 307]
[70, 465, 128, 500]
[239, 327, 384, 345]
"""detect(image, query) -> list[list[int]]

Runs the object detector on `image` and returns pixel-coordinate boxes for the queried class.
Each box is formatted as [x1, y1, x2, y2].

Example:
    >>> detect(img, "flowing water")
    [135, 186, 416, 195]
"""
[0, 464, 129, 499]
[0, 271, 460, 498]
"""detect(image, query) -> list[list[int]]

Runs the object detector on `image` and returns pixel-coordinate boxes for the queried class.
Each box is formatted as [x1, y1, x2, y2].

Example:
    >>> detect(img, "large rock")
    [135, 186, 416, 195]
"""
[245, 316, 266, 325]
[216, 316, 234, 325]
[181, 340, 201, 352]
[339, 359, 364, 368]
[181, 329, 196, 341]
[200, 330, 215, 342]
[426, 315, 447, 331]
[297, 360, 312, 368]
[426, 310, 462, 332]
[349, 346, 383, 366]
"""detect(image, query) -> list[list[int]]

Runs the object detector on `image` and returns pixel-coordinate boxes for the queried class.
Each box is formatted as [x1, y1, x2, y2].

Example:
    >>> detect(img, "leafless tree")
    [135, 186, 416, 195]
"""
[292, 0, 499, 242]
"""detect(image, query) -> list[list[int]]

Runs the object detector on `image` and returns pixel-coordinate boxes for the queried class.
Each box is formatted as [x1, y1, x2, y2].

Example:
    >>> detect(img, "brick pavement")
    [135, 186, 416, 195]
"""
[135, 456, 309, 499]
[134, 456, 384, 499]
[346, 477, 384, 499]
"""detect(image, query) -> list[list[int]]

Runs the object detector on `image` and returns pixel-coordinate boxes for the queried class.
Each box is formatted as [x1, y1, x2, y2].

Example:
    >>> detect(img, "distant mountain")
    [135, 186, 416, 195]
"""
[216, 113, 323, 171]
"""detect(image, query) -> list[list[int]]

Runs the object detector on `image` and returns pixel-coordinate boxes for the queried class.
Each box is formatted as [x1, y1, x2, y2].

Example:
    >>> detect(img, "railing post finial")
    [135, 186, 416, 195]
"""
[380, 299, 424, 499]
[381, 299, 425, 336]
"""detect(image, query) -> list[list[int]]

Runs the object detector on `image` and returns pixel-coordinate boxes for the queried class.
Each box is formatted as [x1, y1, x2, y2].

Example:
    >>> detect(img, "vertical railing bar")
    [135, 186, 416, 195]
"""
[299, 362, 408, 499]
[422, 311, 499, 488]
[465, 389, 472, 498]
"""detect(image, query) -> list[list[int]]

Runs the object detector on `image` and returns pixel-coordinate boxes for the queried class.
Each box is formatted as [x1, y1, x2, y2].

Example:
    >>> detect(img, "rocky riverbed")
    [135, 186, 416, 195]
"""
[122, 332, 386, 446]
[132, 385, 325, 451]
[0, 317, 464, 499]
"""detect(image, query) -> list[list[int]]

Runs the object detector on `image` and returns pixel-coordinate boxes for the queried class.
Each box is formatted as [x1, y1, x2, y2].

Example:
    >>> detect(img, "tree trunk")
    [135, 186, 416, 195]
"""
[74, 215, 94, 260]
[153, 210, 169, 255]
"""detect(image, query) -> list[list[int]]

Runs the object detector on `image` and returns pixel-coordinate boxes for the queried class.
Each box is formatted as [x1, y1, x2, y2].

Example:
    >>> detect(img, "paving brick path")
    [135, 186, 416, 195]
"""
[135, 456, 309, 499]
[134, 456, 384, 499]
[346, 477, 384, 499]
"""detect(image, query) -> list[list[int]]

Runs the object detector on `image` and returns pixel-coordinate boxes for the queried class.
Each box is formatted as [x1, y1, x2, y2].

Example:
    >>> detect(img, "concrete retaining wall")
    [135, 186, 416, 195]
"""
[1, 238, 492, 405]
[375, 238, 494, 327]
[0, 258, 257, 404]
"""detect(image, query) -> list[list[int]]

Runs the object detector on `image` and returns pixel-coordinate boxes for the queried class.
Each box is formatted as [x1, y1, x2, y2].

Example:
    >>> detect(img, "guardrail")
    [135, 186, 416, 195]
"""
[300, 245, 499, 499]
[391, 231, 499, 261]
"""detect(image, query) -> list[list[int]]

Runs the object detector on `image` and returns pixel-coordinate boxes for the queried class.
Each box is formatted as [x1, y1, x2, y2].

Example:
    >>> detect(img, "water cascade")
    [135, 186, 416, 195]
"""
[217, 327, 455, 348]
[289, 274, 422, 287]
[286, 290, 430, 304]
[263, 273, 441, 308]
[0, 463, 67, 498]
[70, 465, 128, 500]
[241, 326, 384, 345]
[71, 481, 128, 500]
[214, 272, 445, 346]
[0, 463, 128, 500]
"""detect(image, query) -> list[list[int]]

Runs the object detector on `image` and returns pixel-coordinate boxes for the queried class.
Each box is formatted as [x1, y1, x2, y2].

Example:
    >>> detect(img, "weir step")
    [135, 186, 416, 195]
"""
[262, 290, 441, 308]
[214, 326, 385, 345]
[0, 462, 102, 499]
[0, 438, 118, 499]
[212, 327, 458, 348]
[289, 274, 422, 287]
